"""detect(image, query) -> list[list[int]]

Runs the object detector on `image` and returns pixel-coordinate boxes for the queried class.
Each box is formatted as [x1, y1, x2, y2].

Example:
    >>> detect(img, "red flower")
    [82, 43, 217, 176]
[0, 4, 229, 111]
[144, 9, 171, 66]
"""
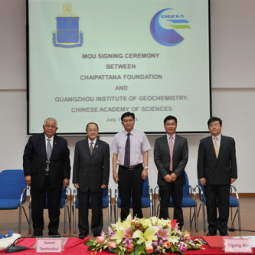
[171, 219, 177, 229]
[146, 245, 154, 254]
[127, 244, 134, 252]
[163, 241, 171, 249]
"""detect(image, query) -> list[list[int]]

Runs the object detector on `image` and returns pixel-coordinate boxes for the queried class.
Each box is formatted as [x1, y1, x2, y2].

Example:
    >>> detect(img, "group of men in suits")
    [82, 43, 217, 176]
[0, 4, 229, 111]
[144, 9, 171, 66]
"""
[23, 114, 237, 238]
[23, 118, 110, 238]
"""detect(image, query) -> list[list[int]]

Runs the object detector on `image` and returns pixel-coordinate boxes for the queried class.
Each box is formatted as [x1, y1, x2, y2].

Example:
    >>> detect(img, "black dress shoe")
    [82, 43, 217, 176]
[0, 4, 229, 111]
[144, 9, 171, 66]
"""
[78, 233, 88, 239]
[32, 232, 43, 237]
[48, 231, 61, 237]
[220, 232, 229, 236]
[93, 233, 101, 237]
[206, 232, 216, 236]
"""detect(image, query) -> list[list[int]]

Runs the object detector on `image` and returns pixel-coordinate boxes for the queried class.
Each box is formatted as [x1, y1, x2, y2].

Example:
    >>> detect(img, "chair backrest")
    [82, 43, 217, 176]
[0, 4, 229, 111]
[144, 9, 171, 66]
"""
[197, 180, 205, 202]
[44, 188, 67, 209]
[117, 177, 150, 208]
[142, 177, 149, 198]
[197, 181, 239, 208]
[0, 170, 27, 202]
[183, 172, 190, 197]
[75, 187, 109, 209]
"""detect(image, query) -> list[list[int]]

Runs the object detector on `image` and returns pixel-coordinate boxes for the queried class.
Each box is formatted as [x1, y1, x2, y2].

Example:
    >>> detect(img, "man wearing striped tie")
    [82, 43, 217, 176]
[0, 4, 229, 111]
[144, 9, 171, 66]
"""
[154, 115, 188, 229]
[23, 117, 70, 237]
[197, 116, 238, 236]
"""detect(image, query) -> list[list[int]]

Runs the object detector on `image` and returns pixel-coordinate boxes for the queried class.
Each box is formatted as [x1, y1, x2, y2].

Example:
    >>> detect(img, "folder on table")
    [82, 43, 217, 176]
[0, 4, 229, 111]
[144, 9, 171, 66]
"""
[202, 236, 224, 249]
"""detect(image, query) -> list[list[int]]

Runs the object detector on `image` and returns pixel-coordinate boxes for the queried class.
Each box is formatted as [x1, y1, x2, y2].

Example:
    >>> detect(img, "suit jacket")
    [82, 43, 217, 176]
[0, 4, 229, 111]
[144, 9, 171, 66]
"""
[23, 133, 71, 189]
[197, 135, 237, 185]
[72, 138, 110, 193]
[154, 134, 188, 186]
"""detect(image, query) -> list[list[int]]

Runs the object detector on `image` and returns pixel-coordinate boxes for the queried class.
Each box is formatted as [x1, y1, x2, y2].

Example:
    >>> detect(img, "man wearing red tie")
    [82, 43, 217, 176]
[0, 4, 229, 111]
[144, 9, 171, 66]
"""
[197, 117, 238, 236]
[154, 115, 188, 229]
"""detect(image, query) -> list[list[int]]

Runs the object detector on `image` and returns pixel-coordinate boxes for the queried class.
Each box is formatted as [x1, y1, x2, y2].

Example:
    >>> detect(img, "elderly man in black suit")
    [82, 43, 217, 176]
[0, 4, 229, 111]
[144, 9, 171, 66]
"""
[154, 115, 188, 229]
[23, 117, 71, 236]
[73, 122, 110, 239]
[197, 116, 237, 236]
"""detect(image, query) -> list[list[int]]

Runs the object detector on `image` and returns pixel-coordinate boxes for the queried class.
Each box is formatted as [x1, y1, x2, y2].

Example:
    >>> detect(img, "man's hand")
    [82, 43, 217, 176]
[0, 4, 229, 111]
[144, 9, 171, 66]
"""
[164, 174, 172, 182]
[141, 168, 148, 179]
[113, 171, 119, 184]
[74, 183, 79, 189]
[231, 178, 236, 184]
[101, 184, 107, 189]
[25, 175, 31, 186]
[170, 173, 177, 182]
[63, 178, 69, 188]
[199, 178, 206, 186]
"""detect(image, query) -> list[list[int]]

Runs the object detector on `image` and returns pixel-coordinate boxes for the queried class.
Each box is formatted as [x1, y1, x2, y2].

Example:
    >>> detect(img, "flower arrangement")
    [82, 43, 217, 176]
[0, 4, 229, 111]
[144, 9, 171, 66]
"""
[85, 215, 204, 255]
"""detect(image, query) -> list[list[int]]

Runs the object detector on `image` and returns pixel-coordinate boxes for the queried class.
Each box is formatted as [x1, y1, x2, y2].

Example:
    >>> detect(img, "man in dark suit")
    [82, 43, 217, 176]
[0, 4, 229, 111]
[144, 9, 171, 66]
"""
[23, 117, 70, 236]
[73, 122, 110, 239]
[154, 115, 188, 229]
[197, 116, 237, 236]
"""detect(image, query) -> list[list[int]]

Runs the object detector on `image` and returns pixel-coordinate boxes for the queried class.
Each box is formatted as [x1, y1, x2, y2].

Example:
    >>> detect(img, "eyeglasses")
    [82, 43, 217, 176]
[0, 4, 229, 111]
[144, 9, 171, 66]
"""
[45, 125, 57, 129]
[209, 123, 220, 127]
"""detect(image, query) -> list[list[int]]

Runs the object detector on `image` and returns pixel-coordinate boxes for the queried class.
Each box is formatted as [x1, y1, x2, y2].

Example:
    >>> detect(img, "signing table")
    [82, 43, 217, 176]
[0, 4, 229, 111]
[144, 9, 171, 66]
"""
[3, 237, 255, 255]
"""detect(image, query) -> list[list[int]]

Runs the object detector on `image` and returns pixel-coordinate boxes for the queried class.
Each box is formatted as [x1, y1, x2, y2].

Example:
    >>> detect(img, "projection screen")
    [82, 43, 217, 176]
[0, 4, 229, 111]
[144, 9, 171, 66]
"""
[27, 0, 211, 134]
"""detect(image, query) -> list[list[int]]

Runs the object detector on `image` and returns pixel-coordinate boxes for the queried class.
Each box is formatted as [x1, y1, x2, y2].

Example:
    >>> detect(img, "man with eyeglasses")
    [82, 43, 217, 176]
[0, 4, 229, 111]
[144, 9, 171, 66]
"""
[73, 122, 109, 239]
[197, 116, 237, 236]
[23, 117, 70, 237]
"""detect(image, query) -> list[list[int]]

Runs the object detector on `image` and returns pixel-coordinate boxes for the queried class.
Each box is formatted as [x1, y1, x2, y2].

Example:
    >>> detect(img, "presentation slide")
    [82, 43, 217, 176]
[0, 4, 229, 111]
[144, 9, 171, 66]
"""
[28, 0, 211, 134]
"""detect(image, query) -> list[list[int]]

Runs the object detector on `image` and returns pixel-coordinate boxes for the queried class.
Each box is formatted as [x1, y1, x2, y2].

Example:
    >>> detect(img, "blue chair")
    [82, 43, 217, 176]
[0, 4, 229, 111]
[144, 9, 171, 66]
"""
[114, 177, 153, 222]
[72, 187, 112, 234]
[29, 187, 71, 234]
[196, 182, 241, 232]
[155, 172, 198, 232]
[0, 169, 29, 234]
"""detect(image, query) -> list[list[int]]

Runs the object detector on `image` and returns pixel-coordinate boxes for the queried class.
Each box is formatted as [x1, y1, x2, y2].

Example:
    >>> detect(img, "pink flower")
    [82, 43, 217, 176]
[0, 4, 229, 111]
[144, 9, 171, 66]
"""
[124, 227, 133, 239]
[178, 242, 188, 252]
[157, 226, 169, 240]
[108, 242, 117, 249]
[163, 241, 171, 249]
[127, 244, 134, 252]
[183, 232, 191, 240]
[96, 236, 105, 244]
[145, 245, 154, 254]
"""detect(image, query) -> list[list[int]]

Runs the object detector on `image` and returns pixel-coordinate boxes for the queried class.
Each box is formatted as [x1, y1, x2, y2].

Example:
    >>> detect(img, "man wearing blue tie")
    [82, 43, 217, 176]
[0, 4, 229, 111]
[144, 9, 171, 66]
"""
[112, 112, 151, 221]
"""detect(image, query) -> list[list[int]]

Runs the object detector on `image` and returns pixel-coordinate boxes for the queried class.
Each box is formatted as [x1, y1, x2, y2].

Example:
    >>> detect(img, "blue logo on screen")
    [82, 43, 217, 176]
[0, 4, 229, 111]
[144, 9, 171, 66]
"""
[52, 3, 83, 48]
[150, 8, 190, 46]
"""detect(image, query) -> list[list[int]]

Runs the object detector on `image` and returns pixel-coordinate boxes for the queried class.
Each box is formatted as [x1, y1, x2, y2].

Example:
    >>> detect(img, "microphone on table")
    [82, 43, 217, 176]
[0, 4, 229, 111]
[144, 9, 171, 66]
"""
[5, 236, 29, 253]
[229, 228, 255, 233]
[5, 234, 78, 253]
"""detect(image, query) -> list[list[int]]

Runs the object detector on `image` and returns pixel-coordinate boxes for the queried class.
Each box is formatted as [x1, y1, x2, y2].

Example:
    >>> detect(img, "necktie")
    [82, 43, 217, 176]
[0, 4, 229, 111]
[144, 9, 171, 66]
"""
[213, 137, 219, 158]
[46, 138, 52, 170]
[169, 136, 174, 171]
[124, 133, 131, 167]
[90, 141, 94, 155]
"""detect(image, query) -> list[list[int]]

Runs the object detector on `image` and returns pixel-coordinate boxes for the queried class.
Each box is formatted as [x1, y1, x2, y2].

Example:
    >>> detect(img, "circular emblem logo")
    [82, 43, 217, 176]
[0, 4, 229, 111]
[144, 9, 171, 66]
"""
[150, 8, 190, 47]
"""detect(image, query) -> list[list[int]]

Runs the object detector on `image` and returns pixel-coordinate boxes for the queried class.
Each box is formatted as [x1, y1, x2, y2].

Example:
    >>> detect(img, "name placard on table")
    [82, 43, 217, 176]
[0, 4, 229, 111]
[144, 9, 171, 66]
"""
[224, 237, 252, 253]
[36, 238, 63, 253]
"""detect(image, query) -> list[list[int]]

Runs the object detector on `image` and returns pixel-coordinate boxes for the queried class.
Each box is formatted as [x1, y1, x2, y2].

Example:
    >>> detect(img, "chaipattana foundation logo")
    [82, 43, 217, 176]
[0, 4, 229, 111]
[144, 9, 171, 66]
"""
[52, 3, 83, 48]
